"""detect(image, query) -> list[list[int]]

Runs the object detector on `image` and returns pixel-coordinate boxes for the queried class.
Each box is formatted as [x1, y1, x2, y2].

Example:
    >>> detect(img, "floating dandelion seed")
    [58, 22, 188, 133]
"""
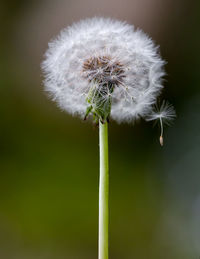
[41, 17, 175, 259]
[146, 100, 176, 146]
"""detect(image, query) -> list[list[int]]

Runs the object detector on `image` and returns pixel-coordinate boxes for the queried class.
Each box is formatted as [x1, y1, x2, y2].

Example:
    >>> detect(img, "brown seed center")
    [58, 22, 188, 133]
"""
[82, 56, 125, 85]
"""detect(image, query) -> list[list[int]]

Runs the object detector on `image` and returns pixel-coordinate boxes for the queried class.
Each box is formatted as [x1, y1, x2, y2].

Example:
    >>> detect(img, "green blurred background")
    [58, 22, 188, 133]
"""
[1, 0, 200, 258]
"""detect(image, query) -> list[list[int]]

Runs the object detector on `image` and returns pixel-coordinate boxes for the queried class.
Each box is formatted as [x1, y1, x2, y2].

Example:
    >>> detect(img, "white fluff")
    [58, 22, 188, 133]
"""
[42, 17, 166, 123]
[146, 100, 176, 124]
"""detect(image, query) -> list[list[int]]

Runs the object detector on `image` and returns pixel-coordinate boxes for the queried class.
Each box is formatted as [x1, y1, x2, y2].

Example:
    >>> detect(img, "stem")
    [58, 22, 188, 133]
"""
[98, 121, 109, 259]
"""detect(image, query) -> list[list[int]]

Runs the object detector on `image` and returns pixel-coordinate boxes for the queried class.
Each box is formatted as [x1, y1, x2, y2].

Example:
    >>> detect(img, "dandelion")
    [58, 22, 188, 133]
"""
[41, 17, 175, 259]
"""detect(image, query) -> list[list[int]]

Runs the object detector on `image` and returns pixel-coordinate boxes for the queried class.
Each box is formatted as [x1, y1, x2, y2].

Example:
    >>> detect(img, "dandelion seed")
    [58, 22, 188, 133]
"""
[146, 100, 176, 146]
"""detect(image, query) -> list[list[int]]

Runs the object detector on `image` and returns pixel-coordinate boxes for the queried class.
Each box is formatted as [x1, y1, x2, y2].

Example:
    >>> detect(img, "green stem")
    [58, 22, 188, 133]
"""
[98, 121, 109, 259]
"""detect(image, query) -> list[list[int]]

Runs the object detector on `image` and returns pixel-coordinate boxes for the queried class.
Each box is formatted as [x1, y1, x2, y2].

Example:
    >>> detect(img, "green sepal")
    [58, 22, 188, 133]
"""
[84, 82, 114, 123]
[84, 105, 93, 120]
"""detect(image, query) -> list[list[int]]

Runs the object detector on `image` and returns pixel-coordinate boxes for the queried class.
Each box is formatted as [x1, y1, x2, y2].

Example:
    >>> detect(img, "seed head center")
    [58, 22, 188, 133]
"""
[82, 56, 125, 85]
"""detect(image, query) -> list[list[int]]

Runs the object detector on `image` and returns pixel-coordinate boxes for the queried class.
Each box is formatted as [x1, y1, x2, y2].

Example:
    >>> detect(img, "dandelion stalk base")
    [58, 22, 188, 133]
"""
[98, 121, 109, 259]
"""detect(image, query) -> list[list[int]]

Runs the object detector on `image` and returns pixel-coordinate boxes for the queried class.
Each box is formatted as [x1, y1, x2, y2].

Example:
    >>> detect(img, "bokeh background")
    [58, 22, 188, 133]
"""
[1, 0, 200, 258]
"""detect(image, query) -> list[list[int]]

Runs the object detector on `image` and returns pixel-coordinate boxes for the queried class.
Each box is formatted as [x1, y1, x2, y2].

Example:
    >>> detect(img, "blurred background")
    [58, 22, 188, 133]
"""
[1, 0, 200, 258]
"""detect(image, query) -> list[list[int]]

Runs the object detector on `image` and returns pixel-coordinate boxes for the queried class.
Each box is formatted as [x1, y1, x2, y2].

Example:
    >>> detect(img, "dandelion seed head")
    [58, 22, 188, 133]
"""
[42, 17, 166, 123]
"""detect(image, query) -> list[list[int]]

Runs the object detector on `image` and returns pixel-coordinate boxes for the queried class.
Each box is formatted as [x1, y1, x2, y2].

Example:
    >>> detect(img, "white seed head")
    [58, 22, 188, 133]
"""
[42, 17, 166, 123]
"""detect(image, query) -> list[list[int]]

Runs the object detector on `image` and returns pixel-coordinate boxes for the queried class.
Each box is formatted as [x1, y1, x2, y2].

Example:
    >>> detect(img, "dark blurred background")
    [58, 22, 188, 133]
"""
[1, 0, 200, 258]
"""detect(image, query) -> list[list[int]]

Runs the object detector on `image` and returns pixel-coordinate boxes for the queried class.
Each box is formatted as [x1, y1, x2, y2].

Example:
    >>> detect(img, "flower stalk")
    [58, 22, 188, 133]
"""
[99, 120, 109, 259]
